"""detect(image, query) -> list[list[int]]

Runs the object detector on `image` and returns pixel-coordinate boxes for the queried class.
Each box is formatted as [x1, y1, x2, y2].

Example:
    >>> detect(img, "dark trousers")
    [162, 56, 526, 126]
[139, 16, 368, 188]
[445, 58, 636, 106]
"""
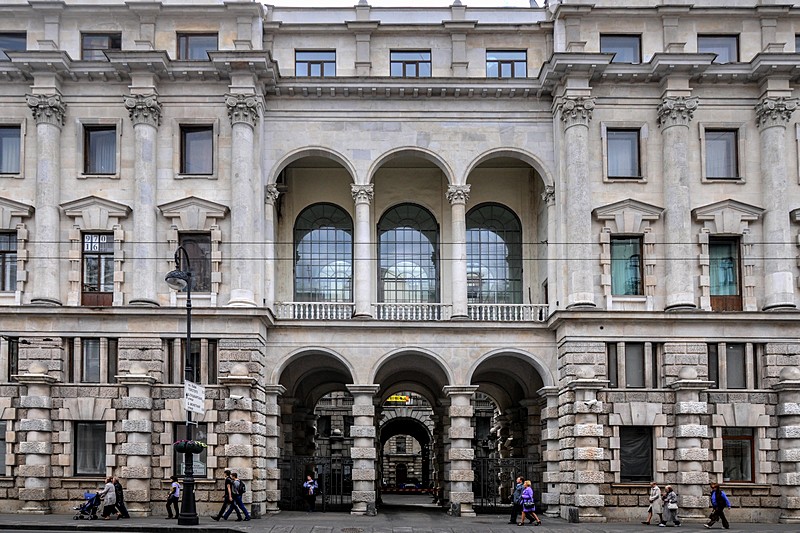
[709, 508, 730, 528]
[304, 494, 316, 512]
[225, 494, 249, 519]
[509, 502, 521, 522]
[166, 496, 179, 518]
[218, 498, 240, 519]
[116, 500, 130, 518]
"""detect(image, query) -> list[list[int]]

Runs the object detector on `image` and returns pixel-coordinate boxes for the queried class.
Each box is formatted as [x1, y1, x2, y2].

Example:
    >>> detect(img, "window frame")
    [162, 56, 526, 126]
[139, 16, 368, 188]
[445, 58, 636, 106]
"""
[66, 337, 118, 384]
[610, 236, 643, 296]
[174, 119, 218, 179]
[83, 125, 117, 175]
[607, 341, 660, 389]
[708, 236, 742, 311]
[0, 231, 17, 292]
[174, 422, 209, 478]
[2, 336, 18, 383]
[707, 342, 760, 390]
[0, 32, 26, 61]
[600, 34, 642, 64]
[390, 50, 432, 78]
[80, 33, 121, 61]
[81, 232, 114, 307]
[178, 232, 212, 293]
[606, 128, 641, 179]
[176, 33, 218, 61]
[0, 420, 6, 474]
[619, 426, 653, 482]
[703, 128, 740, 181]
[295, 50, 336, 77]
[698, 34, 739, 64]
[485, 50, 527, 78]
[76, 119, 122, 180]
[74, 421, 107, 477]
[0, 124, 22, 176]
[722, 427, 755, 483]
[166, 338, 218, 385]
[0, 120, 26, 179]
[601, 122, 648, 182]
[466, 203, 523, 304]
[699, 123, 746, 182]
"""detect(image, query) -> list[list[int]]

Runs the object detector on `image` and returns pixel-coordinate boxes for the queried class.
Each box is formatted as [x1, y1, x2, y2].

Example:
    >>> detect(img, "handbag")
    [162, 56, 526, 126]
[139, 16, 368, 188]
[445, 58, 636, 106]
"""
[667, 502, 678, 510]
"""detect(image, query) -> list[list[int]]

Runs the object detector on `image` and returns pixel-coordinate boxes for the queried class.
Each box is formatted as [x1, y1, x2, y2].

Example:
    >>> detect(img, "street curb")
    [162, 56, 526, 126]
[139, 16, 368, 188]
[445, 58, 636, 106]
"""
[0, 525, 247, 533]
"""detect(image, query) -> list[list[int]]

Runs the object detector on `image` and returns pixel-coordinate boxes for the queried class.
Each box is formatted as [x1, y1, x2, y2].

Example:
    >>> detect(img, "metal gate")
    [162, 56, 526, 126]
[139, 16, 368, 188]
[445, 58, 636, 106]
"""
[278, 455, 354, 512]
[472, 458, 541, 513]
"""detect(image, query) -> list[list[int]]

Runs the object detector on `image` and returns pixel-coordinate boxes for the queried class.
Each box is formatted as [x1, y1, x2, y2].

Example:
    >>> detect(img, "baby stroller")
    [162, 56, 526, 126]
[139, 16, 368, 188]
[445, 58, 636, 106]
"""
[73, 492, 101, 520]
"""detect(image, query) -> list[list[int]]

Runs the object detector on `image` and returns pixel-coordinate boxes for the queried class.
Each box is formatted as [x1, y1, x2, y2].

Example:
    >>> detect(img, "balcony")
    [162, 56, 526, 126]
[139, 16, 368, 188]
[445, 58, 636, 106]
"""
[274, 302, 549, 323]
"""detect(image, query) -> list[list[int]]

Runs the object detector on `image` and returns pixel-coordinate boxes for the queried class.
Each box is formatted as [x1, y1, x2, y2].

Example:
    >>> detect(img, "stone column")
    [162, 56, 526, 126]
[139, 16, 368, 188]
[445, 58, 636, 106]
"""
[557, 96, 596, 308]
[219, 364, 258, 516]
[26, 93, 66, 306]
[124, 93, 161, 306]
[657, 95, 699, 310]
[567, 368, 607, 522]
[443, 385, 478, 517]
[264, 184, 280, 310]
[351, 184, 374, 318]
[263, 385, 285, 515]
[774, 366, 800, 523]
[347, 384, 380, 516]
[538, 386, 561, 518]
[447, 185, 470, 319]
[431, 404, 447, 508]
[755, 96, 798, 310]
[542, 185, 556, 313]
[116, 364, 156, 516]
[520, 398, 541, 461]
[225, 93, 261, 307]
[670, 366, 713, 521]
[16, 362, 57, 514]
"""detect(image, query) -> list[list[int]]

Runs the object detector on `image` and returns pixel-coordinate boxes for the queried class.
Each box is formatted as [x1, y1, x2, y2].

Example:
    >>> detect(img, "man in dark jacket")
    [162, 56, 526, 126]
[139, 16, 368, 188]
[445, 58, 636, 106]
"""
[112, 477, 130, 519]
[705, 482, 731, 529]
[508, 477, 524, 524]
[211, 469, 241, 521]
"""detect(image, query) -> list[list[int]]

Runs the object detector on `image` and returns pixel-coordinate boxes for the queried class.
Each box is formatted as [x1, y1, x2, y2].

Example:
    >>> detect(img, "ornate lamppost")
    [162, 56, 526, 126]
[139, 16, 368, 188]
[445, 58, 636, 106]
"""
[165, 247, 199, 525]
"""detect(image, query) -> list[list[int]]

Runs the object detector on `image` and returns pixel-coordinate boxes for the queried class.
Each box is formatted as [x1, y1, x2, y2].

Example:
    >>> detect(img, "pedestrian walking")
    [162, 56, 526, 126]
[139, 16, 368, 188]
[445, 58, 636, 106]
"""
[659, 485, 681, 527]
[303, 474, 318, 512]
[166, 475, 180, 519]
[212, 469, 241, 521]
[223, 472, 251, 521]
[642, 480, 663, 525]
[112, 476, 130, 519]
[705, 482, 731, 529]
[517, 480, 541, 526]
[98, 476, 119, 520]
[508, 476, 524, 524]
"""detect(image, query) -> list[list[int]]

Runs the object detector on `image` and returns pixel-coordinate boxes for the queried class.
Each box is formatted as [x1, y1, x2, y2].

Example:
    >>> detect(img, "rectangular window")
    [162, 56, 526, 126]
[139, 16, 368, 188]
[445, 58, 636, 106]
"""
[178, 233, 211, 292]
[620, 426, 652, 482]
[84, 125, 116, 175]
[698, 35, 739, 64]
[82, 338, 101, 383]
[722, 428, 754, 482]
[796, 35, 800, 52]
[708, 342, 759, 389]
[624, 342, 646, 388]
[0, 232, 17, 291]
[82, 233, 114, 306]
[174, 423, 208, 478]
[7, 337, 18, 382]
[75, 422, 106, 476]
[390, 50, 431, 78]
[607, 343, 618, 388]
[177, 33, 217, 60]
[81, 33, 121, 61]
[0, 126, 21, 174]
[486, 50, 526, 78]
[726, 343, 746, 389]
[705, 129, 738, 179]
[295, 50, 336, 77]
[107, 338, 117, 384]
[182, 339, 201, 384]
[709, 237, 741, 311]
[600, 34, 642, 64]
[180, 125, 213, 175]
[173, 338, 217, 385]
[0, 33, 26, 60]
[0, 420, 6, 472]
[610, 237, 643, 295]
[607, 129, 640, 178]
[396, 437, 407, 454]
[708, 343, 719, 388]
[608, 342, 660, 388]
[317, 415, 331, 438]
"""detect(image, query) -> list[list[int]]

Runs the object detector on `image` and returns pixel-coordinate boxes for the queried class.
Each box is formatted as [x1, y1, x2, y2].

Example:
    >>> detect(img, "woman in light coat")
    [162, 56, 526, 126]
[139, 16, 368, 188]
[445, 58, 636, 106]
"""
[642, 481, 663, 525]
[98, 476, 119, 519]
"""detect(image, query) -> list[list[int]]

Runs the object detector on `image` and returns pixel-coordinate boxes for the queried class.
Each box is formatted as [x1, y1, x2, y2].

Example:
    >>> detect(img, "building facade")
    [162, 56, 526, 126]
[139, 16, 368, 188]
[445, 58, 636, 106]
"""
[1, 0, 800, 522]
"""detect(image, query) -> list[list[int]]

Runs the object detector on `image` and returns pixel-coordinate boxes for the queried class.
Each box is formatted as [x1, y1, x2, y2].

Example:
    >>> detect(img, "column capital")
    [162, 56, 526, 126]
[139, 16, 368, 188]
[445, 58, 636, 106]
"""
[657, 96, 698, 129]
[442, 385, 479, 397]
[265, 184, 281, 205]
[123, 93, 161, 128]
[346, 384, 380, 396]
[556, 96, 595, 129]
[541, 184, 555, 206]
[351, 183, 374, 205]
[26, 93, 66, 128]
[264, 384, 287, 396]
[225, 93, 261, 127]
[755, 97, 798, 130]
[446, 184, 470, 205]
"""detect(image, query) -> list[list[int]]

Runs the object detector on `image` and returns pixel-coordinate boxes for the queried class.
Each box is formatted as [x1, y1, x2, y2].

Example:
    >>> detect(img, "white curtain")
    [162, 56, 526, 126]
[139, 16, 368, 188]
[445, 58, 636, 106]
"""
[611, 238, 641, 295]
[0, 128, 20, 174]
[607, 131, 638, 177]
[710, 241, 738, 295]
[87, 129, 116, 174]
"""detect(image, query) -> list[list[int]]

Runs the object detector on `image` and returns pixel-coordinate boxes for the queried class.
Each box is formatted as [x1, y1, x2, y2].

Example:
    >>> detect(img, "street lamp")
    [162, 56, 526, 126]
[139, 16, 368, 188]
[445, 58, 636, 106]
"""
[165, 247, 199, 526]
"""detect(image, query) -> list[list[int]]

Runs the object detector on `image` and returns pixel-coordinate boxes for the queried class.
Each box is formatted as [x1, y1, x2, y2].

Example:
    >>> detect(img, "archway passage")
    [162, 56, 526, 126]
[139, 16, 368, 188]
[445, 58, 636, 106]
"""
[380, 407, 433, 493]
[277, 351, 355, 511]
[470, 352, 548, 513]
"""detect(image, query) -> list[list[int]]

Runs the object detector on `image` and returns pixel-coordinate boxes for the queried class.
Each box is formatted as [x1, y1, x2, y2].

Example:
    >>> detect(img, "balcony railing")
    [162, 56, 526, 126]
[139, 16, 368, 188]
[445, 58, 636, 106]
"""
[274, 302, 550, 322]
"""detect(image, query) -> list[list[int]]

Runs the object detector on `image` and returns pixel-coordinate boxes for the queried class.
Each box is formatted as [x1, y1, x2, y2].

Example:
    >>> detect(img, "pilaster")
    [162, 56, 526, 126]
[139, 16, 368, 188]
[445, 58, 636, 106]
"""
[446, 185, 470, 319]
[347, 384, 380, 516]
[773, 367, 800, 523]
[537, 386, 561, 518]
[262, 385, 285, 515]
[351, 184, 374, 318]
[443, 385, 478, 517]
[264, 184, 281, 310]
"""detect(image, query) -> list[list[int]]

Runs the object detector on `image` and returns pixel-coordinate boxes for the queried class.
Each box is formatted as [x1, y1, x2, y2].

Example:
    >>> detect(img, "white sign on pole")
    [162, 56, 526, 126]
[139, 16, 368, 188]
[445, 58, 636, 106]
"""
[184, 380, 206, 415]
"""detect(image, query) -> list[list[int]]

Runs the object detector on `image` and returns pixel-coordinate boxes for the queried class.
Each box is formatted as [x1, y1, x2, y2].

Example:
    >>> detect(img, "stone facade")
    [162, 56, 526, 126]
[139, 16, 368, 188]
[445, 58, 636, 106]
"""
[0, 0, 800, 523]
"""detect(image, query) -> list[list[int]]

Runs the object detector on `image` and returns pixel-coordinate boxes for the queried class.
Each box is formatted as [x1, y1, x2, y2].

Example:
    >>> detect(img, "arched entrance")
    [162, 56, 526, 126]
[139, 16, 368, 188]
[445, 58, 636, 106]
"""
[379, 401, 434, 495]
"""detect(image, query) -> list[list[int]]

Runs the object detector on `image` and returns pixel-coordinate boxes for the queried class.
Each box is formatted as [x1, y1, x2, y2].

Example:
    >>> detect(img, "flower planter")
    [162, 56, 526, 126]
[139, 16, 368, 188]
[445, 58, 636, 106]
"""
[174, 441, 205, 454]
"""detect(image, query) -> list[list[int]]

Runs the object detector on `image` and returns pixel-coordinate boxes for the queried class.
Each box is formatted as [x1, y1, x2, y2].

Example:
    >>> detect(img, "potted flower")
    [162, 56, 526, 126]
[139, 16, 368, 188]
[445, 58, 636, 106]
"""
[173, 439, 208, 454]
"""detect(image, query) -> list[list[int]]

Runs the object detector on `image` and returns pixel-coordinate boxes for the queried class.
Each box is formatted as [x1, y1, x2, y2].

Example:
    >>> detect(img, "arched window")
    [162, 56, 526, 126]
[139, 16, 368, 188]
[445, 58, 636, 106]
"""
[378, 204, 439, 303]
[294, 203, 353, 302]
[466, 203, 522, 304]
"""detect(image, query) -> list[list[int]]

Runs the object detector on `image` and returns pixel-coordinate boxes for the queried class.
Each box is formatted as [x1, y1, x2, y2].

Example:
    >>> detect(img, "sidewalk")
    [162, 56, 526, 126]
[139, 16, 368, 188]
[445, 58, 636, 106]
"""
[0, 509, 798, 533]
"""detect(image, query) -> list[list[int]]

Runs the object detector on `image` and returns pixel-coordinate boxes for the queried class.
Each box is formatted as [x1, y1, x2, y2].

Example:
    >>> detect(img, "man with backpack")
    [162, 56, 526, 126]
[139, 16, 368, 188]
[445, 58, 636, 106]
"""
[226, 472, 251, 521]
[211, 469, 241, 521]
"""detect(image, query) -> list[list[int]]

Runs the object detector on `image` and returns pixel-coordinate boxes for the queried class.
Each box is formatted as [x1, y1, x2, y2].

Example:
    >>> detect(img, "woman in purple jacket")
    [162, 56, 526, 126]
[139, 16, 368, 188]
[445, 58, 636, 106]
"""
[517, 480, 542, 526]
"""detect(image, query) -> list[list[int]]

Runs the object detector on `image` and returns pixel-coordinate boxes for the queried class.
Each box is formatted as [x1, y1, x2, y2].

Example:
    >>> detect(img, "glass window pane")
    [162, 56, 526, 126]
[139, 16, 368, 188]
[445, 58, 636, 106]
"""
[607, 129, 639, 177]
[294, 203, 353, 302]
[179, 233, 212, 292]
[76, 422, 106, 475]
[0, 421, 6, 472]
[296, 62, 308, 76]
[726, 343, 746, 389]
[0, 232, 17, 292]
[706, 130, 737, 178]
[610, 237, 642, 295]
[607, 344, 618, 388]
[181, 126, 213, 174]
[709, 239, 739, 296]
[174, 423, 208, 478]
[0, 33, 26, 60]
[178, 34, 217, 60]
[82, 339, 101, 383]
[722, 428, 753, 482]
[85, 126, 116, 174]
[620, 426, 652, 481]
[0, 126, 21, 174]
[466, 204, 522, 304]
[698, 36, 738, 63]
[625, 343, 645, 388]
[708, 343, 719, 388]
[600, 35, 641, 64]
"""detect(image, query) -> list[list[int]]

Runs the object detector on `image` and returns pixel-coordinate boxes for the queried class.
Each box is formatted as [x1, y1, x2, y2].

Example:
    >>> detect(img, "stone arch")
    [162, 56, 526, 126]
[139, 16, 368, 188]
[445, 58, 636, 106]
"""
[273, 346, 356, 406]
[464, 148, 554, 189]
[369, 347, 454, 399]
[467, 347, 555, 390]
[367, 146, 455, 186]
[268, 146, 358, 185]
